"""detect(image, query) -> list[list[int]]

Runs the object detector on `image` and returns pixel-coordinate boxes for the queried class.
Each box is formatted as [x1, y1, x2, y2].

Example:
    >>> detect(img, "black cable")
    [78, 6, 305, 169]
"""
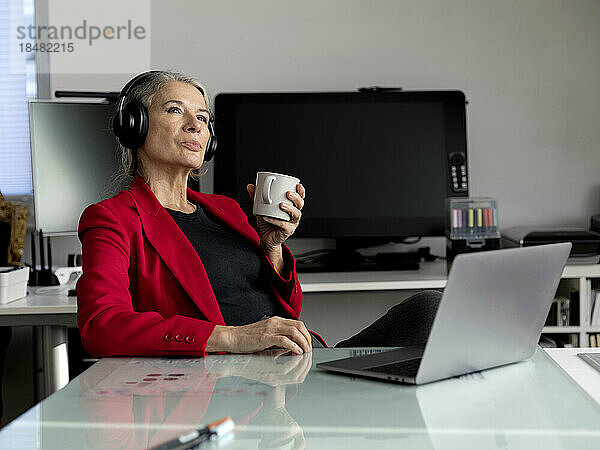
[294, 249, 336, 258]
[398, 236, 422, 245]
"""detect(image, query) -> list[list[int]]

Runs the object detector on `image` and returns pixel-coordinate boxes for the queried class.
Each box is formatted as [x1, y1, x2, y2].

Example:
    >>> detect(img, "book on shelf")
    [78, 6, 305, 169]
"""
[590, 290, 600, 326]
[545, 296, 571, 327]
[589, 334, 600, 348]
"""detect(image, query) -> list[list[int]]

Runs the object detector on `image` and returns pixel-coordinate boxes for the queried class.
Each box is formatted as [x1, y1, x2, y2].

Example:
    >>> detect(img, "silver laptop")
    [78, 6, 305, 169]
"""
[317, 243, 571, 385]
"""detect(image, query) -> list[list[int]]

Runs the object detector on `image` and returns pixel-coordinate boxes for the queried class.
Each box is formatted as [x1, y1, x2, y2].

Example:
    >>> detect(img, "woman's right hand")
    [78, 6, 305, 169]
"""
[206, 316, 312, 355]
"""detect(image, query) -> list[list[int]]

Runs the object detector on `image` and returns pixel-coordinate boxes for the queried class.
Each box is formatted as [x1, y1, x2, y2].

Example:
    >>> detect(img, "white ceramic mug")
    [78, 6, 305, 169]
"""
[253, 171, 300, 221]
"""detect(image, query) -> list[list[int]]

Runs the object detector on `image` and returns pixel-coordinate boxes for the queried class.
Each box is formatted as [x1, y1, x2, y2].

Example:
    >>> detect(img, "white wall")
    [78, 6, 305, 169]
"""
[50, 0, 600, 231]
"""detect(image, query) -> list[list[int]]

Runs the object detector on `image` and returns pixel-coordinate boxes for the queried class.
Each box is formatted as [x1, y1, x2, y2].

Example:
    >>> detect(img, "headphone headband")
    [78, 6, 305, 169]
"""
[116, 70, 161, 112]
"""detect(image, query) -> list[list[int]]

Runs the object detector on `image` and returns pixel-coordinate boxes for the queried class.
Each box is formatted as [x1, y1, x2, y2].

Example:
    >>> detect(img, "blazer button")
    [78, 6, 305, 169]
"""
[175, 334, 184, 342]
[164, 334, 173, 342]
[185, 336, 195, 344]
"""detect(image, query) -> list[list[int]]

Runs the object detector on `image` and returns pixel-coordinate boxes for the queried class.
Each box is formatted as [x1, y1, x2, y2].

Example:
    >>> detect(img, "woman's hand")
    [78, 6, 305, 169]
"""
[206, 316, 312, 355]
[246, 183, 305, 253]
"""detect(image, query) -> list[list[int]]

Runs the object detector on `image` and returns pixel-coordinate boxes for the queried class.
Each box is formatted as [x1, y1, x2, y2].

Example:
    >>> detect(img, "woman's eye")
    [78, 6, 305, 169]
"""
[167, 106, 182, 114]
[197, 115, 208, 123]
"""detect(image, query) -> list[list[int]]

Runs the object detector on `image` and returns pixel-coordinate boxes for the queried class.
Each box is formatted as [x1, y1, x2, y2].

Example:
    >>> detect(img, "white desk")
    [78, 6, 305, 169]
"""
[544, 347, 600, 406]
[0, 291, 77, 400]
[1, 347, 600, 449]
[298, 260, 448, 292]
[299, 259, 600, 291]
[0, 292, 76, 319]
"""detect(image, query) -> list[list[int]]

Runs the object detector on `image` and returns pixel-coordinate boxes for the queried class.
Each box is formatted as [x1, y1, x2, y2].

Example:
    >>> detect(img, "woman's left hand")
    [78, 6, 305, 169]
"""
[247, 183, 305, 252]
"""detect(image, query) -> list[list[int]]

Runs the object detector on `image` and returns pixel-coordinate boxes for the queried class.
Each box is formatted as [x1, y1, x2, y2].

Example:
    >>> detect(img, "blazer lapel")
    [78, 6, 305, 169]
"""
[128, 176, 224, 325]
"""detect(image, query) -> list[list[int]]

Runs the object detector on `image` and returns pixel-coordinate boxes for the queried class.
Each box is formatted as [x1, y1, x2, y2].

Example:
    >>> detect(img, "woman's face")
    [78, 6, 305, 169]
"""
[140, 81, 211, 172]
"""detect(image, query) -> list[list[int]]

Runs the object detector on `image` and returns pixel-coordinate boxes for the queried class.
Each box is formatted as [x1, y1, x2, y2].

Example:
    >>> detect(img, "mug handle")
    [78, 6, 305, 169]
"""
[262, 176, 276, 205]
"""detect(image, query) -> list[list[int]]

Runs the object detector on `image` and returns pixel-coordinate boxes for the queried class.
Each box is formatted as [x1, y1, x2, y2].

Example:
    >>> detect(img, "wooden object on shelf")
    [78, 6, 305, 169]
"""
[0, 191, 28, 266]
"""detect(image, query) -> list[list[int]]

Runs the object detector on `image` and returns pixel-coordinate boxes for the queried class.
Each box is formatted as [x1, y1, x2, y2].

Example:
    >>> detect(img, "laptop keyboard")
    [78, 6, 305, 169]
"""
[584, 353, 600, 364]
[578, 353, 600, 373]
[364, 358, 422, 377]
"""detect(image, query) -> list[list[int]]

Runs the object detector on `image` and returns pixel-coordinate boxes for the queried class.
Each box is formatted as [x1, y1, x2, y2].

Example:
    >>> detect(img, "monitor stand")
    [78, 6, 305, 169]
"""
[295, 240, 430, 272]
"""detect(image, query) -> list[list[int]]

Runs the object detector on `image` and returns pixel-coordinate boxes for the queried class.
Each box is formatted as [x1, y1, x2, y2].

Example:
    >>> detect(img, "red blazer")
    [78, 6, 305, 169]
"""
[77, 175, 303, 357]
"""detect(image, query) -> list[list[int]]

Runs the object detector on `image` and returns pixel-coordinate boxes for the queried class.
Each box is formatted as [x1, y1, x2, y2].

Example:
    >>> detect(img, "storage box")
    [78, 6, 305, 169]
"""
[446, 197, 501, 266]
[447, 197, 500, 240]
[0, 267, 29, 304]
[446, 236, 501, 263]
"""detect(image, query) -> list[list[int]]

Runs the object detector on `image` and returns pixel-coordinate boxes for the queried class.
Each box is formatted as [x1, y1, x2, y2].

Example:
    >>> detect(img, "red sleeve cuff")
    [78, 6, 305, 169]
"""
[262, 244, 296, 297]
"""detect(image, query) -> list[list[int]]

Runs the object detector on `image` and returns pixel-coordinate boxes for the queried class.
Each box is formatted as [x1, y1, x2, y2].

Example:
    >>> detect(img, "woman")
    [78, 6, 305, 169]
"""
[77, 70, 441, 358]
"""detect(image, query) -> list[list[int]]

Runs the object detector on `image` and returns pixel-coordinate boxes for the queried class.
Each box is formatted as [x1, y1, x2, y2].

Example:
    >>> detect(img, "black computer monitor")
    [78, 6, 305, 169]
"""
[29, 101, 120, 236]
[214, 90, 469, 251]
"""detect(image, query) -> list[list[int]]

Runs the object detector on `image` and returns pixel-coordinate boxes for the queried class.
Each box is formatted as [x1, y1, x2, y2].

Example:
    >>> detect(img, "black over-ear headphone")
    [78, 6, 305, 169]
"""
[112, 70, 217, 162]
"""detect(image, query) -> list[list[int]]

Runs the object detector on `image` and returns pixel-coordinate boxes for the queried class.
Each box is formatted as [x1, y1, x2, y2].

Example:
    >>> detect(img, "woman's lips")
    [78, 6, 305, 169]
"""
[181, 140, 203, 151]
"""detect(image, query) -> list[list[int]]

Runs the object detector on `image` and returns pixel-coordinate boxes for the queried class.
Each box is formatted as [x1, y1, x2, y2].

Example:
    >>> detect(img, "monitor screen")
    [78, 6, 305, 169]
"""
[29, 101, 121, 236]
[214, 91, 468, 240]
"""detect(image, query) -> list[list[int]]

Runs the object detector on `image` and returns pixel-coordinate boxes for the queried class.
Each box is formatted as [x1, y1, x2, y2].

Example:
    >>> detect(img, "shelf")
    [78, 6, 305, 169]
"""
[562, 264, 600, 278]
[543, 327, 581, 333]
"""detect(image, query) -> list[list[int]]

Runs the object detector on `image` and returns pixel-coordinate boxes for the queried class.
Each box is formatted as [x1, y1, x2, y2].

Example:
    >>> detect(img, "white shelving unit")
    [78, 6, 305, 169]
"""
[298, 260, 600, 347]
[551, 264, 600, 346]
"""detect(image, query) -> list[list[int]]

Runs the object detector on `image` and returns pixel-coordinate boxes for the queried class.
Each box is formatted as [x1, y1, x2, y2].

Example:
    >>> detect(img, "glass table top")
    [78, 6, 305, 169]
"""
[1, 347, 599, 449]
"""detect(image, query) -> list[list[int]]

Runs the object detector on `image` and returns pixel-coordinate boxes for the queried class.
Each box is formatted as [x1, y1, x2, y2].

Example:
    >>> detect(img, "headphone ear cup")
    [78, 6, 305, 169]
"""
[203, 121, 217, 162]
[113, 102, 149, 150]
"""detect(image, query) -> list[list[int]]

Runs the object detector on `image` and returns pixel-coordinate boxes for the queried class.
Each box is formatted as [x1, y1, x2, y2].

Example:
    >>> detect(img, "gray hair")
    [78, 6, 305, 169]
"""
[110, 70, 210, 191]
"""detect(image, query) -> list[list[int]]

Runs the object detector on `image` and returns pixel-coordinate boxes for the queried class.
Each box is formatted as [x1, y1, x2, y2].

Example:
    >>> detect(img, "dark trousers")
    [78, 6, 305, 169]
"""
[333, 290, 443, 348]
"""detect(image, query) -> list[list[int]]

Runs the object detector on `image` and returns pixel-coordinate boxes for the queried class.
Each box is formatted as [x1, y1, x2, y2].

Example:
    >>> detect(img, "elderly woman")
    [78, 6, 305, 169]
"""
[77, 70, 441, 358]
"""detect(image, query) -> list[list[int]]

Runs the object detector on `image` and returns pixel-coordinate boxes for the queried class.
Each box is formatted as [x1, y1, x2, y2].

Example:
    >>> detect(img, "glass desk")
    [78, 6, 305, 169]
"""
[1, 347, 599, 449]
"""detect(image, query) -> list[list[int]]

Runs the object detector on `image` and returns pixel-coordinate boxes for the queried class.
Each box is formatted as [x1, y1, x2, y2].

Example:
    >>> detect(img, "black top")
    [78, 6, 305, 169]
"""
[166, 204, 288, 326]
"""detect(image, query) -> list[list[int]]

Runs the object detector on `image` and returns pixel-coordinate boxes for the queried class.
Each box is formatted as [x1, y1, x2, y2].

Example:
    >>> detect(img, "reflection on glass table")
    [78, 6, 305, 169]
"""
[75, 349, 311, 449]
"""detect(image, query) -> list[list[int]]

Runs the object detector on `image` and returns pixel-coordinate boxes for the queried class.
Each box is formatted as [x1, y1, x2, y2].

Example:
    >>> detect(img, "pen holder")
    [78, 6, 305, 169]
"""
[446, 197, 501, 267]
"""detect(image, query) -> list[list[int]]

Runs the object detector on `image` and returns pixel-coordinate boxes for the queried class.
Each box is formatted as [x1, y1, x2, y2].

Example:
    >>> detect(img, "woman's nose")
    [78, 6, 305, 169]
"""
[183, 115, 203, 132]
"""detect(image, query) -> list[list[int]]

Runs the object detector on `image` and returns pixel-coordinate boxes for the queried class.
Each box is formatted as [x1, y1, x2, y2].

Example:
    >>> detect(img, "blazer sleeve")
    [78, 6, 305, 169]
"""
[228, 198, 303, 319]
[77, 203, 216, 358]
